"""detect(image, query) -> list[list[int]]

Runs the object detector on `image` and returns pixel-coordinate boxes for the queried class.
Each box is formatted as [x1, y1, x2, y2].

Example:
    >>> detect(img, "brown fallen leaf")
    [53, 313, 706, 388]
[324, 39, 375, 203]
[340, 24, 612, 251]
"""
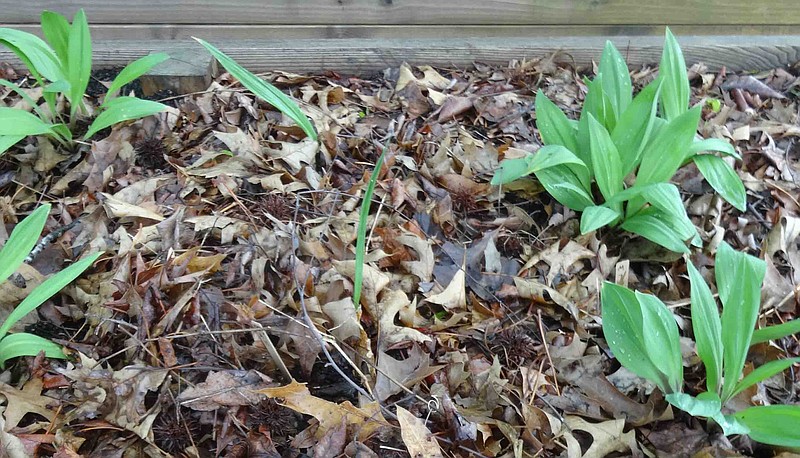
[397, 406, 443, 458]
[177, 370, 273, 411]
[0, 378, 57, 431]
[721, 75, 785, 99]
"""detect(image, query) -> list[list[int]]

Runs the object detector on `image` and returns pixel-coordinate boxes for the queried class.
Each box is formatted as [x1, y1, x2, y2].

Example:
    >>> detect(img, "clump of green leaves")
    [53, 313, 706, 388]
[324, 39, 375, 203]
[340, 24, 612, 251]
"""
[194, 38, 317, 141]
[0, 9, 169, 155]
[492, 29, 746, 253]
[601, 242, 800, 446]
[0, 204, 100, 367]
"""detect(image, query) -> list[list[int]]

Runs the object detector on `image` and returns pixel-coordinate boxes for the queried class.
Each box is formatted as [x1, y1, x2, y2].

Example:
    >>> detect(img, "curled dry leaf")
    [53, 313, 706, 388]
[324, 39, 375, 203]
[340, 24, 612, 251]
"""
[177, 370, 273, 411]
[396, 406, 443, 458]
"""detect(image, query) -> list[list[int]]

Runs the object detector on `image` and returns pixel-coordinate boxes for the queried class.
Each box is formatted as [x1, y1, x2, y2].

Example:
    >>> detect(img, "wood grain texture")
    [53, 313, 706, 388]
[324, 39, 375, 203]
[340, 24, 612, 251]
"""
[4, 24, 799, 41]
[0, 36, 796, 76]
[0, 0, 797, 25]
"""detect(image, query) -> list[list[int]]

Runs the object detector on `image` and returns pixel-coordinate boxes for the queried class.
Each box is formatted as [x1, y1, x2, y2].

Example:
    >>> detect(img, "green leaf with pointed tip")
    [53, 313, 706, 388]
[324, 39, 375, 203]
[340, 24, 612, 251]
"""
[636, 291, 683, 392]
[636, 105, 701, 186]
[66, 9, 91, 118]
[611, 79, 661, 175]
[535, 90, 590, 189]
[580, 205, 621, 234]
[84, 96, 167, 139]
[731, 357, 800, 399]
[535, 166, 595, 211]
[105, 53, 169, 102]
[0, 27, 64, 82]
[687, 261, 723, 394]
[735, 405, 800, 447]
[659, 27, 690, 121]
[751, 319, 800, 345]
[0, 332, 66, 368]
[0, 135, 24, 156]
[687, 138, 740, 160]
[40, 11, 70, 67]
[601, 282, 669, 392]
[692, 154, 747, 212]
[353, 147, 385, 309]
[491, 145, 588, 186]
[0, 252, 101, 341]
[587, 114, 623, 203]
[0, 204, 50, 285]
[666, 391, 721, 417]
[599, 40, 632, 122]
[194, 37, 317, 141]
[712, 412, 750, 436]
[0, 108, 57, 137]
[621, 207, 690, 253]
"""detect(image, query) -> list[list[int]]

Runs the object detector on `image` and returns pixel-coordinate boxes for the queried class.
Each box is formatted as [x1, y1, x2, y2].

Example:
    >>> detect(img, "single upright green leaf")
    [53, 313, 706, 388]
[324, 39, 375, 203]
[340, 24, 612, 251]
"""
[535, 90, 590, 189]
[0, 332, 66, 368]
[659, 27, 690, 121]
[105, 53, 170, 102]
[634, 183, 698, 242]
[730, 357, 800, 399]
[66, 9, 91, 118]
[353, 148, 385, 309]
[636, 105, 701, 186]
[735, 405, 800, 447]
[587, 114, 623, 202]
[601, 282, 669, 392]
[0, 204, 50, 284]
[84, 96, 167, 139]
[687, 261, 723, 394]
[751, 319, 800, 345]
[0, 28, 64, 82]
[636, 291, 683, 392]
[716, 242, 766, 401]
[599, 40, 632, 122]
[692, 154, 747, 212]
[40, 11, 70, 66]
[580, 205, 621, 234]
[535, 166, 595, 211]
[0, 252, 101, 341]
[194, 37, 317, 141]
[611, 79, 661, 175]
[0, 108, 56, 136]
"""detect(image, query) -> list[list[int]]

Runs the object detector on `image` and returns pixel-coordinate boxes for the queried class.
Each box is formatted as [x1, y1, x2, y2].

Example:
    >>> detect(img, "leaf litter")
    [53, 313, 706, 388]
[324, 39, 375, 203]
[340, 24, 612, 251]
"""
[0, 54, 798, 457]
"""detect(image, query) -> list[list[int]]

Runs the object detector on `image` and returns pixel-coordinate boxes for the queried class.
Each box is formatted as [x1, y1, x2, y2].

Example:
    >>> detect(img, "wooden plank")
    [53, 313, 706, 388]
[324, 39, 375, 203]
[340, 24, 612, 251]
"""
[0, 0, 797, 25]
[3, 24, 799, 41]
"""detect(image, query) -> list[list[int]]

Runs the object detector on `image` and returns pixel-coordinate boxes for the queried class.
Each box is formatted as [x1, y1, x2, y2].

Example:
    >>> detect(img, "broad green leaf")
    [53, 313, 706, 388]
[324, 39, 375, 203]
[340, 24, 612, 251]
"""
[66, 9, 91, 118]
[692, 154, 747, 211]
[751, 319, 800, 345]
[0, 28, 64, 82]
[636, 291, 683, 392]
[105, 52, 170, 101]
[599, 41, 632, 122]
[636, 105, 701, 186]
[634, 183, 698, 243]
[0, 107, 56, 136]
[735, 405, 800, 447]
[0, 332, 66, 368]
[194, 37, 317, 141]
[0, 252, 100, 341]
[687, 137, 740, 160]
[0, 135, 25, 155]
[587, 114, 623, 202]
[535, 90, 590, 189]
[353, 148, 385, 309]
[666, 391, 721, 417]
[44, 79, 70, 94]
[84, 97, 167, 139]
[621, 208, 690, 253]
[731, 357, 800, 399]
[712, 412, 750, 436]
[40, 11, 70, 66]
[0, 204, 50, 284]
[536, 166, 595, 211]
[604, 182, 671, 207]
[611, 79, 661, 175]
[687, 261, 723, 394]
[580, 205, 620, 234]
[659, 27, 690, 121]
[491, 145, 588, 186]
[0, 79, 48, 120]
[576, 76, 613, 166]
[716, 242, 766, 401]
[601, 282, 668, 391]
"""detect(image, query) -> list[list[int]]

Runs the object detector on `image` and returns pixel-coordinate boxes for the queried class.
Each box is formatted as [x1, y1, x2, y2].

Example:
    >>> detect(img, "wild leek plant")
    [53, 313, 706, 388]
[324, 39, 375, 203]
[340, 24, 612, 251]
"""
[0, 204, 100, 367]
[492, 29, 746, 253]
[0, 9, 169, 154]
[601, 242, 800, 446]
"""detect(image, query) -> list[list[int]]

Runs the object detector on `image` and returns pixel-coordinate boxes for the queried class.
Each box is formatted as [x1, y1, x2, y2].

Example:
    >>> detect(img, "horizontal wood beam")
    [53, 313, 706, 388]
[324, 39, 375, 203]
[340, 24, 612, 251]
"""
[0, 0, 797, 25]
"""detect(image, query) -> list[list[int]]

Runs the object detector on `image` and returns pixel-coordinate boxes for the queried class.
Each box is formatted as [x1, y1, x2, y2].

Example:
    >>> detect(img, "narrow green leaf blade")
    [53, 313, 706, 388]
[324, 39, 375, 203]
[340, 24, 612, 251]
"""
[687, 261, 723, 394]
[194, 37, 317, 141]
[751, 319, 800, 345]
[636, 291, 684, 392]
[105, 52, 170, 101]
[687, 137, 740, 160]
[601, 282, 669, 392]
[84, 97, 167, 139]
[0, 28, 64, 82]
[621, 208, 690, 253]
[636, 105, 701, 186]
[692, 154, 747, 211]
[0, 107, 56, 136]
[353, 148, 385, 309]
[0, 135, 25, 155]
[731, 357, 800, 399]
[0, 252, 100, 340]
[66, 9, 91, 118]
[580, 205, 621, 234]
[587, 114, 623, 202]
[666, 392, 721, 417]
[0, 204, 50, 284]
[611, 79, 661, 175]
[535, 90, 579, 153]
[40, 11, 70, 65]
[491, 145, 588, 186]
[599, 40, 632, 121]
[659, 27, 690, 121]
[0, 333, 66, 368]
[735, 405, 800, 447]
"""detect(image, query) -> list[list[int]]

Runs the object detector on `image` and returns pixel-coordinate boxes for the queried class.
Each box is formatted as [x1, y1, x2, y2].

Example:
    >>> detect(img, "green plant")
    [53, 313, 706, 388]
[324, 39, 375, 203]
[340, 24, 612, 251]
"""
[193, 38, 317, 141]
[0, 204, 101, 367]
[601, 242, 800, 446]
[492, 29, 745, 253]
[0, 9, 169, 154]
[352, 148, 386, 309]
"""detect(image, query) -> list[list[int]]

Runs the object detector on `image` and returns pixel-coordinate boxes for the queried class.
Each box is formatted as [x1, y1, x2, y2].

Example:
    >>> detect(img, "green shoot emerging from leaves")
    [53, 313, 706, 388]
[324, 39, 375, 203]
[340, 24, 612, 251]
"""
[601, 242, 800, 447]
[0, 9, 169, 155]
[492, 29, 746, 253]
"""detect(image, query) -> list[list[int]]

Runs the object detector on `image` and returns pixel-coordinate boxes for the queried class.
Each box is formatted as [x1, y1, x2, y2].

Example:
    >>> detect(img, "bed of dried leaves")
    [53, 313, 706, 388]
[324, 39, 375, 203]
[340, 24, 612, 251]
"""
[0, 54, 798, 458]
